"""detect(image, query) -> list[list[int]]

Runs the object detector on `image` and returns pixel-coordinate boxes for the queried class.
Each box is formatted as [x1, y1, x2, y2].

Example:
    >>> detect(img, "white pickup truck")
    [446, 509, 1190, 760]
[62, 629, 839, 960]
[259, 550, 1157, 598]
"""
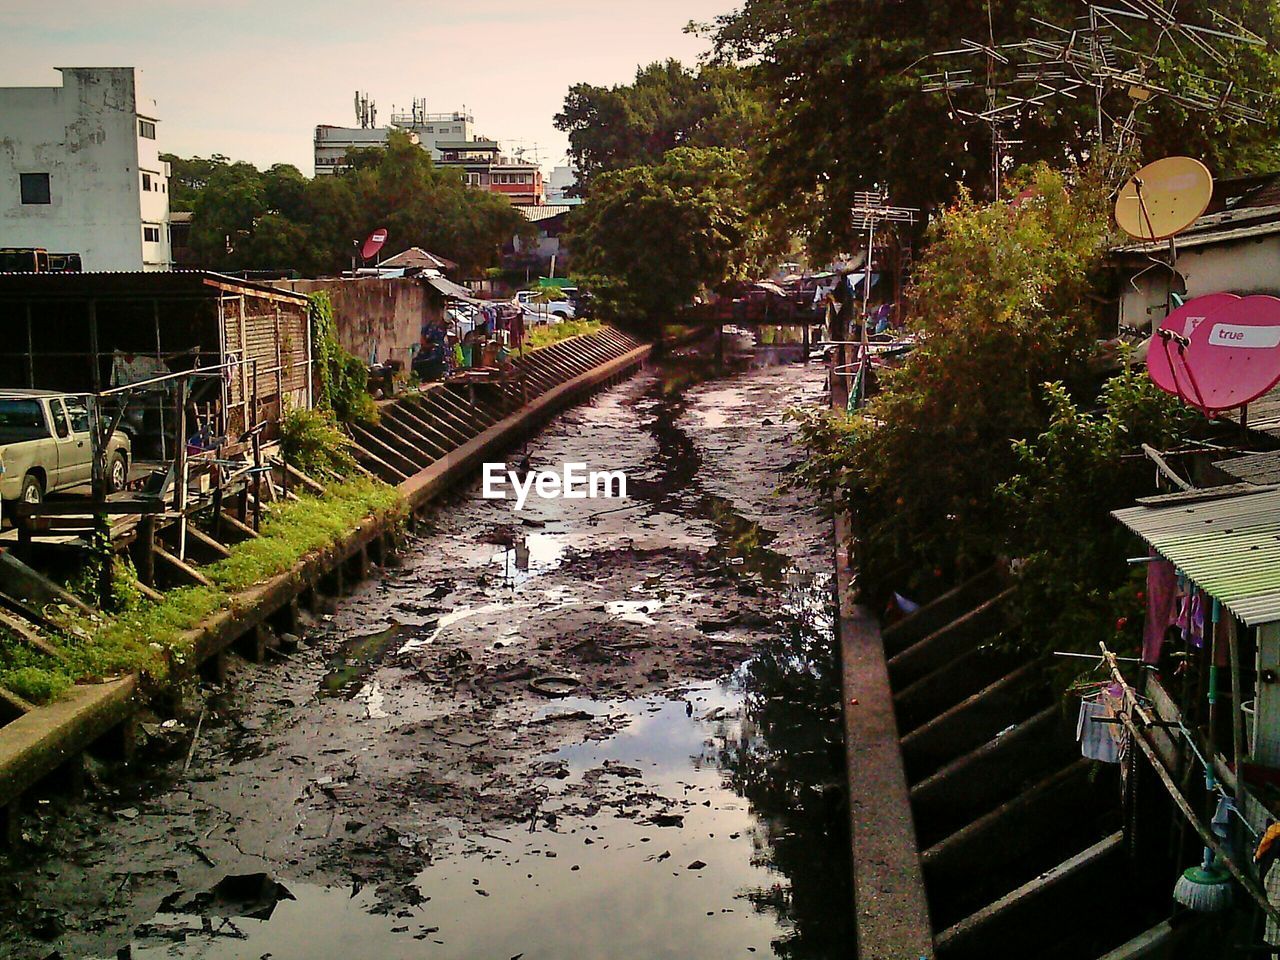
[0, 390, 131, 505]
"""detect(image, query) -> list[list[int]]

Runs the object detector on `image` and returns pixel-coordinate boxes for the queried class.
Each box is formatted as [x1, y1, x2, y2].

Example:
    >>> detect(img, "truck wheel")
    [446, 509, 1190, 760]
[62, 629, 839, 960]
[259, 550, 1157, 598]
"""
[20, 473, 43, 505]
[108, 452, 128, 492]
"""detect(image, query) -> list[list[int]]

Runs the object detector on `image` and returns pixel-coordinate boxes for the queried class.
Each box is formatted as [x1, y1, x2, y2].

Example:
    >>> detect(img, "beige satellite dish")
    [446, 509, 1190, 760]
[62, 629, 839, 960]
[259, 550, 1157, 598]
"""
[1115, 157, 1213, 241]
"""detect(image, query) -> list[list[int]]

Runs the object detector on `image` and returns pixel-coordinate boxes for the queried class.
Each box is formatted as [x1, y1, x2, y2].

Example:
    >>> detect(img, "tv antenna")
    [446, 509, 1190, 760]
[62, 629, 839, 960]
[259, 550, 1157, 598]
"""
[918, 0, 1272, 190]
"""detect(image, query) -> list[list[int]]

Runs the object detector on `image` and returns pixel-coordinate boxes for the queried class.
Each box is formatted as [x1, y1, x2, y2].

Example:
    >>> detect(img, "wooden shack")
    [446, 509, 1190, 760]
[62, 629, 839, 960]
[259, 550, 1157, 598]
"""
[0, 271, 312, 446]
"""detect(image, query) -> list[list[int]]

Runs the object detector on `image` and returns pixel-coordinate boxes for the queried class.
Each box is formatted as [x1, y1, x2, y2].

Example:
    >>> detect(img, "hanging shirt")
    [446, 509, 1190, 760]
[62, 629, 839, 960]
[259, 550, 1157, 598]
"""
[1144, 556, 1178, 664]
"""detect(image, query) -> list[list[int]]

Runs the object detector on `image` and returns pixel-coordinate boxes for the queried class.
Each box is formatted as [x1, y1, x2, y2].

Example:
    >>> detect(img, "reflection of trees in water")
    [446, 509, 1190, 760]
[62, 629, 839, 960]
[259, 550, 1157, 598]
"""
[717, 585, 854, 959]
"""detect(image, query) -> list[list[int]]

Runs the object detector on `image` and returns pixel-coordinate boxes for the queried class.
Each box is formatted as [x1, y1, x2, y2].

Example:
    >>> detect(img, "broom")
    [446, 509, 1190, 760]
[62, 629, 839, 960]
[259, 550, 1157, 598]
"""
[1174, 596, 1234, 913]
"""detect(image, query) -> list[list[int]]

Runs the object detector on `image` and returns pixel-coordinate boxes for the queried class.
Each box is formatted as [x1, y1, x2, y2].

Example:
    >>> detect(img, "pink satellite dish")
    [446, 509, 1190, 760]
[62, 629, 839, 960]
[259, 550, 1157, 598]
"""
[1181, 295, 1280, 411]
[360, 228, 389, 261]
[1147, 293, 1239, 396]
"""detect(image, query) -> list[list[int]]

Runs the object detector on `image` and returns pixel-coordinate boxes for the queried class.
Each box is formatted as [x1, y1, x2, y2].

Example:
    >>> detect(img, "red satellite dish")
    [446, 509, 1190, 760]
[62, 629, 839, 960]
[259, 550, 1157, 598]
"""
[1182, 295, 1280, 411]
[1147, 293, 1239, 396]
[360, 228, 388, 261]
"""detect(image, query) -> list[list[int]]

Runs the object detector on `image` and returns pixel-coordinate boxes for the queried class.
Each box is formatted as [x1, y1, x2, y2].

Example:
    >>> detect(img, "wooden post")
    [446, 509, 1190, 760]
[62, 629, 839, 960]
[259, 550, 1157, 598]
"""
[1228, 614, 1246, 771]
[803, 320, 810, 362]
[174, 378, 189, 562]
[136, 515, 156, 587]
[86, 392, 113, 610]
[251, 359, 262, 532]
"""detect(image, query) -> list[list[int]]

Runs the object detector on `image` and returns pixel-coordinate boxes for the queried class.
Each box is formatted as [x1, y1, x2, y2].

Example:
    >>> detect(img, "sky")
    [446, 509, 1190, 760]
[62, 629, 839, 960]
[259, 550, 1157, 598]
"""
[0, 0, 733, 175]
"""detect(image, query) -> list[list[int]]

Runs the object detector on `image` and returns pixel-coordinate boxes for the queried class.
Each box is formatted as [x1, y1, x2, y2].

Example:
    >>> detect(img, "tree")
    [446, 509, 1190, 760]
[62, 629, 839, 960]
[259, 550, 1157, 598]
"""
[791, 164, 1113, 586]
[555, 60, 765, 188]
[567, 146, 771, 327]
[997, 369, 1200, 659]
[161, 153, 230, 210]
[172, 132, 530, 277]
[704, 0, 1280, 259]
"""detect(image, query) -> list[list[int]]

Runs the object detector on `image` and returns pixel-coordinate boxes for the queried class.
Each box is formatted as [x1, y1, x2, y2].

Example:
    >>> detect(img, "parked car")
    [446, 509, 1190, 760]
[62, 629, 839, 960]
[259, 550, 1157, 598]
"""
[0, 390, 131, 505]
[514, 289, 576, 319]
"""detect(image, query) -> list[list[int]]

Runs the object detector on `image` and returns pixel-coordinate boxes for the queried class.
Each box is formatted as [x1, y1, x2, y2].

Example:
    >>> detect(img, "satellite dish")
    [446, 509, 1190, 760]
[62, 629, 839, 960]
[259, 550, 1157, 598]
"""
[1147, 293, 1240, 396]
[1183, 295, 1280, 411]
[1115, 157, 1213, 241]
[360, 228, 389, 262]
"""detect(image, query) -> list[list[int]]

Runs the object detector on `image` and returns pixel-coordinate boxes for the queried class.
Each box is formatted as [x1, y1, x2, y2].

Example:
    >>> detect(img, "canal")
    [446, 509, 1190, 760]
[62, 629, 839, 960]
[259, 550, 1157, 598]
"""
[0, 334, 853, 960]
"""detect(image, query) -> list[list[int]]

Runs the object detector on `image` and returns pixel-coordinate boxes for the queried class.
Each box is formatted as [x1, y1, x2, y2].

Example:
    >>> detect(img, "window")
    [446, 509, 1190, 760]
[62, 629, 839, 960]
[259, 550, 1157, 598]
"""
[20, 173, 51, 205]
[141, 172, 153, 191]
[52, 401, 71, 439]
[143, 224, 161, 243]
[0, 399, 47, 443]
[138, 119, 156, 139]
[63, 397, 90, 434]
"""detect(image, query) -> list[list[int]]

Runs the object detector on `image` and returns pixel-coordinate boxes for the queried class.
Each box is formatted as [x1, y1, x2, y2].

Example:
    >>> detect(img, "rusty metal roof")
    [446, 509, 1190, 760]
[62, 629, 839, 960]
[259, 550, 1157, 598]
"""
[1216, 451, 1280, 485]
[0, 270, 310, 302]
[1114, 487, 1280, 626]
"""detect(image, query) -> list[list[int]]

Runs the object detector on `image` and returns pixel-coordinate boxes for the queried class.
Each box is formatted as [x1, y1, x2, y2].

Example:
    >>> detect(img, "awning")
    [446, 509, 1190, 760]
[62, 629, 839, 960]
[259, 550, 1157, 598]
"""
[1113, 486, 1280, 626]
[425, 276, 480, 303]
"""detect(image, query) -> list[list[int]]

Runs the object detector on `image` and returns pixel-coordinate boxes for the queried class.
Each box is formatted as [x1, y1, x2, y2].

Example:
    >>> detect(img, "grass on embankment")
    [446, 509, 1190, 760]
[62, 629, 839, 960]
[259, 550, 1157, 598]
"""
[0, 477, 405, 705]
[525, 319, 601, 351]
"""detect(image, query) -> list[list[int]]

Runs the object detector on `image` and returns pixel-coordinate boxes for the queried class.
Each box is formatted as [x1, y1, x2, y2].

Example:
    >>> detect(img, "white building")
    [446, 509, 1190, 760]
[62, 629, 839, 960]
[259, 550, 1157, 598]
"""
[314, 101, 475, 176]
[546, 164, 581, 205]
[0, 67, 172, 271]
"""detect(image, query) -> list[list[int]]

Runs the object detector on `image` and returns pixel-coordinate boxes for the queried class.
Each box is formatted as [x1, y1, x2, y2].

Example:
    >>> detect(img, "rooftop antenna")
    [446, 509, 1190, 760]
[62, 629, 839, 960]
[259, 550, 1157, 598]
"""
[354, 91, 377, 129]
[919, 0, 1271, 186]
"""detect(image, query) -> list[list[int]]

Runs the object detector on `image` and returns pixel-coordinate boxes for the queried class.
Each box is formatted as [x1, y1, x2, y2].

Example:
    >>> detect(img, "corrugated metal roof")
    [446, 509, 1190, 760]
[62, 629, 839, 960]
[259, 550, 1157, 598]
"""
[1136, 482, 1276, 506]
[1111, 204, 1280, 254]
[0, 270, 310, 302]
[424, 276, 479, 302]
[518, 205, 572, 223]
[1216, 451, 1280, 485]
[1113, 487, 1280, 625]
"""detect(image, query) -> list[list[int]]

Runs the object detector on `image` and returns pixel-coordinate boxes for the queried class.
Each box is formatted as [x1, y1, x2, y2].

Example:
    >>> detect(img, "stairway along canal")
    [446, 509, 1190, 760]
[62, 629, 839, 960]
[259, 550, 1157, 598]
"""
[0, 334, 854, 960]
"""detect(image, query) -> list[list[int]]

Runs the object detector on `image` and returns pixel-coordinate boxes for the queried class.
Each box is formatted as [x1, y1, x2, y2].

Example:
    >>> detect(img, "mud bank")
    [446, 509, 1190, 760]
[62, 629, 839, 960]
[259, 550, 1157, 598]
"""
[0, 336, 852, 960]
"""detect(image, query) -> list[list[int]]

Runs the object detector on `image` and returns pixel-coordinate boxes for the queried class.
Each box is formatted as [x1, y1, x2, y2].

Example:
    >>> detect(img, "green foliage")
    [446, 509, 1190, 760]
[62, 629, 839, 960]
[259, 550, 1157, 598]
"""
[176, 132, 530, 277]
[160, 152, 230, 211]
[281, 407, 358, 480]
[0, 480, 406, 703]
[309, 292, 378, 424]
[793, 165, 1114, 586]
[568, 147, 776, 327]
[997, 367, 1201, 657]
[525, 320, 602, 351]
[3, 666, 72, 704]
[203, 478, 404, 593]
[704, 0, 1280, 258]
[555, 60, 766, 189]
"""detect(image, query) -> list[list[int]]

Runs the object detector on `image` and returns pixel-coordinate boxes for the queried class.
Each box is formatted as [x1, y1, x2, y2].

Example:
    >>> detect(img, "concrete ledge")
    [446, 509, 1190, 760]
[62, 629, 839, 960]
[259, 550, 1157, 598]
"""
[838, 510, 935, 959]
[400, 342, 651, 508]
[0, 677, 137, 808]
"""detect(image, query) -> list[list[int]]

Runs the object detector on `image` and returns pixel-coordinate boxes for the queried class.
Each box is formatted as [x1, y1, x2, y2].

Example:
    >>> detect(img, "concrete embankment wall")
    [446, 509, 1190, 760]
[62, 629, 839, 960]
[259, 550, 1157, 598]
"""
[275, 277, 442, 369]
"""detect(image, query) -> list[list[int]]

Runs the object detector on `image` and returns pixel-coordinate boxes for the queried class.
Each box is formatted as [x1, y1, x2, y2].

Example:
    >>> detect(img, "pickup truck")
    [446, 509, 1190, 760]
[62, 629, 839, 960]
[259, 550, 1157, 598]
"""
[514, 288, 576, 319]
[0, 390, 131, 505]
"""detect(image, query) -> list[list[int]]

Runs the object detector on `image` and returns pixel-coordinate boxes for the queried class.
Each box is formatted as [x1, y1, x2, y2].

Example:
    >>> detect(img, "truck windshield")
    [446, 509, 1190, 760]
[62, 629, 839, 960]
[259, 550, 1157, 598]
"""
[0, 399, 48, 442]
